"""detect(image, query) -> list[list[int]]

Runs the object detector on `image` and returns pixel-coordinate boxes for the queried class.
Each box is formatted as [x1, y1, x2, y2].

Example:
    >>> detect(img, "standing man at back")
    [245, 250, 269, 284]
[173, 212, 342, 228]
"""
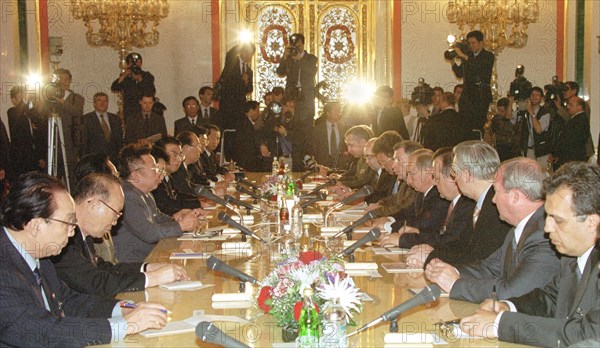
[81, 92, 123, 164]
[276, 33, 318, 137]
[450, 30, 494, 133]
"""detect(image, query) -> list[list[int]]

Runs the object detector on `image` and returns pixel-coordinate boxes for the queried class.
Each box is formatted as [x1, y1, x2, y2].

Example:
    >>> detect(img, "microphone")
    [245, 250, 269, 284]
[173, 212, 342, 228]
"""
[206, 256, 262, 285]
[333, 211, 380, 238]
[195, 186, 236, 210]
[218, 212, 266, 243]
[224, 195, 261, 212]
[300, 191, 326, 209]
[347, 285, 441, 337]
[299, 166, 319, 182]
[236, 184, 262, 201]
[339, 228, 381, 257]
[235, 176, 258, 191]
[196, 321, 250, 348]
[332, 185, 374, 209]
[324, 185, 374, 226]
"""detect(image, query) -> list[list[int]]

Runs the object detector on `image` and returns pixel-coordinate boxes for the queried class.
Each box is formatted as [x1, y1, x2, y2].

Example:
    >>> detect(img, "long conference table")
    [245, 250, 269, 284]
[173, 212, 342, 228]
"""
[102, 174, 530, 347]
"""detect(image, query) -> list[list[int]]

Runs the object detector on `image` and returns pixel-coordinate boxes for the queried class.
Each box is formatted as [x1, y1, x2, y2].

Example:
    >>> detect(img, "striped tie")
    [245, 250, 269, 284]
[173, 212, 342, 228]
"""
[472, 206, 481, 229]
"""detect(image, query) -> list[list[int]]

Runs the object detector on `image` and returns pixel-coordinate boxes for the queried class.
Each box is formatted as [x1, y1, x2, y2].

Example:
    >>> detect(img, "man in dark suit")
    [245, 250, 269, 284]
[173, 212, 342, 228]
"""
[551, 97, 590, 169]
[366, 139, 423, 220]
[0, 172, 168, 346]
[426, 157, 560, 302]
[198, 86, 220, 127]
[451, 30, 494, 132]
[174, 96, 202, 136]
[81, 92, 123, 164]
[332, 125, 375, 191]
[462, 162, 600, 347]
[379, 149, 450, 248]
[405, 148, 476, 267]
[201, 124, 228, 179]
[230, 101, 268, 172]
[113, 144, 199, 262]
[310, 102, 350, 170]
[217, 43, 255, 126]
[151, 143, 202, 215]
[422, 92, 469, 151]
[423, 141, 512, 267]
[7, 86, 46, 176]
[111, 52, 156, 124]
[276, 33, 318, 134]
[125, 94, 168, 144]
[51, 173, 188, 297]
[371, 86, 410, 140]
[366, 131, 403, 204]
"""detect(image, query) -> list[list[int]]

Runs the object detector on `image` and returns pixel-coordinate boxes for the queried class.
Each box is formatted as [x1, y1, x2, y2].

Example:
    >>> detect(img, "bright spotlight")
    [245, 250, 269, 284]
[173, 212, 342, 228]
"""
[239, 29, 253, 44]
[344, 80, 374, 105]
[26, 72, 42, 86]
[447, 35, 456, 45]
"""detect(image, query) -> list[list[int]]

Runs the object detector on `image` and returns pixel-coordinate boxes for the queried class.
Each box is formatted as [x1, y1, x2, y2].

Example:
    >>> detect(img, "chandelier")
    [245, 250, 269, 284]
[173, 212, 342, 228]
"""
[447, 0, 539, 53]
[71, 0, 169, 64]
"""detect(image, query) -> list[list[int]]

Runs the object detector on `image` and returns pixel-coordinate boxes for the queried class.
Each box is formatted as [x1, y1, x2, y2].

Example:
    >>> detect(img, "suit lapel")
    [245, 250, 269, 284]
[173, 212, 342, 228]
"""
[503, 228, 516, 278]
[569, 248, 599, 317]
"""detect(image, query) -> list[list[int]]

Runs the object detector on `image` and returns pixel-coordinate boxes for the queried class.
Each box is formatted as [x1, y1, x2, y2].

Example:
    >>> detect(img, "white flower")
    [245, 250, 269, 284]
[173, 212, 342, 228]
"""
[317, 274, 362, 320]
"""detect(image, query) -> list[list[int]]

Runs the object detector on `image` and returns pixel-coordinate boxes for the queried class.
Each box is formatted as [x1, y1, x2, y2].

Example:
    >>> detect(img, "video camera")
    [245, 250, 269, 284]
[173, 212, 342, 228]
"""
[287, 34, 302, 58]
[444, 35, 472, 60]
[126, 53, 143, 75]
[508, 65, 532, 101]
[45, 72, 65, 102]
[544, 76, 568, 107]
[409, 78, 434, 106]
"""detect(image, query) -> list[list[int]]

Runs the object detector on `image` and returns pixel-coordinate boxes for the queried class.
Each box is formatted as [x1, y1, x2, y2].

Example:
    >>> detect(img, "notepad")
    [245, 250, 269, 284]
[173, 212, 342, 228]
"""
[212, 292, 252, 302]
[344, 262, 378, 270]
[169, 252, 210, 260]
[343, 240, 370, 248]
[371, 247, 410, 255]
[159, 281, 207, 291]
[302, 213, 323, 222]
[320, 226, 343, 237]
[382, 262, 424, 274]
[212, 300, 253, 309]
[222, 228, 241, 235]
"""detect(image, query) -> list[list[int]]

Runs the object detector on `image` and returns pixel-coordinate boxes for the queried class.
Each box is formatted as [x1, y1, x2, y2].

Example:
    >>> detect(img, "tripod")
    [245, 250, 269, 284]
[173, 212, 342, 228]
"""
[47, 110, 71, 192]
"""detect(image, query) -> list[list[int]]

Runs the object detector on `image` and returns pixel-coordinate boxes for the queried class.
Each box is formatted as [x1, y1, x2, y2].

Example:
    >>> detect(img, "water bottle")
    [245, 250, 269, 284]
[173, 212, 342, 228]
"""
[320, 297, 347, 348]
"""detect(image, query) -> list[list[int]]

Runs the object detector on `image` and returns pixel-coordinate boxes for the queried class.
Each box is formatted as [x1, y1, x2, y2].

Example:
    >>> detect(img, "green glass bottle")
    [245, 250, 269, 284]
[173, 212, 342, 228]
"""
[296, 288, 319, 347]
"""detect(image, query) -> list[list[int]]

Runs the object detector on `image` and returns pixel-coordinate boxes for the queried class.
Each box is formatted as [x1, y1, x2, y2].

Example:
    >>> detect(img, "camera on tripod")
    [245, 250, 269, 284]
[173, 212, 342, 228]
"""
[287, 34, 301, 58]
[508, 65, 532, 102]
[444, 35, 472, 60]
[46, 72, 65, 102]
[409, 78, 434, 106]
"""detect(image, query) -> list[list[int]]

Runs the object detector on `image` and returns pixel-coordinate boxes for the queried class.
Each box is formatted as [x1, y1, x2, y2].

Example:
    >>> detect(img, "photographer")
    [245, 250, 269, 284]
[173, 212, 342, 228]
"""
[449, 30, 494, 133]
[513, 87, 552, 167]
[553, 81, 594, 159]
[111, 53, 156, 124]
[275, 33, 318, 134]
[261, 98, 301, 169]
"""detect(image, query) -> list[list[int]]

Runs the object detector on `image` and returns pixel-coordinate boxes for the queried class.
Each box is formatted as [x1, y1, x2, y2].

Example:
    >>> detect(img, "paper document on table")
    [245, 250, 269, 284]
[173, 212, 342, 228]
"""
[140, 312, 249, 338]
[371, 247, 410, 255]
[169, 252, 211, 260]
[344, 269, 382, 277]
[159, 281, 213, 291]
[232, 215, 255, 224]
[381, 262, 424, 274]
[178, 233, 230, 241]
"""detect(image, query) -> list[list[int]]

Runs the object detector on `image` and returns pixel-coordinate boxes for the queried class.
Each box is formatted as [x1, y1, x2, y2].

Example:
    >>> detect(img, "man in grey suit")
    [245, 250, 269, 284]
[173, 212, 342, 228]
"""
[113, 144, 200, 262]
[461, 162, 600, 347]
[426, 157, 560, 302]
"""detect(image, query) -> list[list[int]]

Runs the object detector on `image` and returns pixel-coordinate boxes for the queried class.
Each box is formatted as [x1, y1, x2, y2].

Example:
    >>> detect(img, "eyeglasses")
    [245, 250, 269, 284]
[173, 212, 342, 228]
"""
[99, 199, 123, 219]
[168, 152, 186, 161]
[378, 157, 393, 166]
[185, 104, 199, 109]
[46, 217, 78, 231]
[137, 166, 167, 176]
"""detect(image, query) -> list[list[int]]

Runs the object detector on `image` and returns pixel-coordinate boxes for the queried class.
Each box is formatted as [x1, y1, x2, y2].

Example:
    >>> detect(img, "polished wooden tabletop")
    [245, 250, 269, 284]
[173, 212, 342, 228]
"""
[105, 175, 530, 347]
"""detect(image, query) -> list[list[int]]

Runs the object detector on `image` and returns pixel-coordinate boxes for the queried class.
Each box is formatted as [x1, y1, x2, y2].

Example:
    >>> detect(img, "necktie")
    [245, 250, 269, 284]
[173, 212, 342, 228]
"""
[472, 206, 481, 229]
[330, 124, 338, 157]
[191, 118, 196, 126]
[99, 114, 111, 142]
[204, 108, 209, 119]
[443, 201, 455, 229]
[242, 62, 247, 74]
[391, 180, 399, 195]
[575, 265, 583, 283]
[84, 236, 98, 266]
[32, 267, 48, 310]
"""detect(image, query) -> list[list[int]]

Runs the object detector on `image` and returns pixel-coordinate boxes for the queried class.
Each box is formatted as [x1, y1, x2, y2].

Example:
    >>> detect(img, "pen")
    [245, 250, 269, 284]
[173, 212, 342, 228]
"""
[492, 285, 497, 312]
[120, 302, 171, 314]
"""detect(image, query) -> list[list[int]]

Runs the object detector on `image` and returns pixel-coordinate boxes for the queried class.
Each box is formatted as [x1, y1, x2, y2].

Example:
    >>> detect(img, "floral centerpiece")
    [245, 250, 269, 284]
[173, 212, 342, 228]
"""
[256, 251, 363, 337]
[260, 175, 280, 201]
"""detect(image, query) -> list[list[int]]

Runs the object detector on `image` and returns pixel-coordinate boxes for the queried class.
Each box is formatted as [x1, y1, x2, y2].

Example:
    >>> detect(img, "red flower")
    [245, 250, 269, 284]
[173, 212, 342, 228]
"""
[299, 251, 323, 265]
[295, 180, 303, 190]
[293, 300, 320, 321]
[258, 286, 273, 313]
[270, 195, 277, 202]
